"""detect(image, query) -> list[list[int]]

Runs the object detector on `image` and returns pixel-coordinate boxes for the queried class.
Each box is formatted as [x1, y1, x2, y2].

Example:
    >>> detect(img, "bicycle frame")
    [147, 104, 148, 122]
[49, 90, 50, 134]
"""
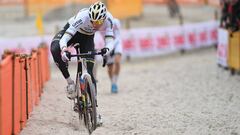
[77, 57, 95, 109]
[79, 58, 93, 93]
[74, 50, 98, 105]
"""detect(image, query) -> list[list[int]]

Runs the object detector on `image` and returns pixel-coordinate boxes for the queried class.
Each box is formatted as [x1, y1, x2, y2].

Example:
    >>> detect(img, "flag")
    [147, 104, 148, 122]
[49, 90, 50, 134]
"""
[35, 12, 44, 35]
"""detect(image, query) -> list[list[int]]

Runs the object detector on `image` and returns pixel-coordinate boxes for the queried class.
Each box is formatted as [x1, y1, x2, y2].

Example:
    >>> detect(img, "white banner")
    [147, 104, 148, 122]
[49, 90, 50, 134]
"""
[217, 28, 228, 67]
[119, 21, 218, 58]
[0, 21, 219, 61]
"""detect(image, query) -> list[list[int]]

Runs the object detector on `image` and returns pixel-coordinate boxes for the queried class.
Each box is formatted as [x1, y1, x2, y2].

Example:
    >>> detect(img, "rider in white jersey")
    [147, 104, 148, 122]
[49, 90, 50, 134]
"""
[61, 9, 115, 45]
[99, 18, 122, 93]
[50, 1, 114, 126]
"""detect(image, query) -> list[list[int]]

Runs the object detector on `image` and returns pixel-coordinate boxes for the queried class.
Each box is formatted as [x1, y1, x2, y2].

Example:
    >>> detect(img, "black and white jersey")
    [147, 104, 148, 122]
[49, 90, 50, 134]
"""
[66, 8, 114, 37]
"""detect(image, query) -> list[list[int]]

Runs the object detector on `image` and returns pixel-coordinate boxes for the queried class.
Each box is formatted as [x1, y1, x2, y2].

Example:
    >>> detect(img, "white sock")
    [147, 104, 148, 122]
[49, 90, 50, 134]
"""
[112, 75, 118, 84]
[66, 77, 74, 84]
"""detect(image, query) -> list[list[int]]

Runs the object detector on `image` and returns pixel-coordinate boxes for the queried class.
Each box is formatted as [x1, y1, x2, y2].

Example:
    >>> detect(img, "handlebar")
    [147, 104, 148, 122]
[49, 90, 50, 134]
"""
[69, 51, 107, 67]
[70, 51, 104, 58]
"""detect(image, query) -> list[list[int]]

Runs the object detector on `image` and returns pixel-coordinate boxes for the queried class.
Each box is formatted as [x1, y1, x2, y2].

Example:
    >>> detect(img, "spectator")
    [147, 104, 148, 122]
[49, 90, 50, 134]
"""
[220, 0, 240, 32]
[166, 0, 183, 24]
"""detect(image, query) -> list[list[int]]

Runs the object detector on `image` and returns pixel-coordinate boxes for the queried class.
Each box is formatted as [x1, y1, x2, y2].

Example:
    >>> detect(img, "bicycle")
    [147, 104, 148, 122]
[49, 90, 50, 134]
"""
[68, 46, 107, 134]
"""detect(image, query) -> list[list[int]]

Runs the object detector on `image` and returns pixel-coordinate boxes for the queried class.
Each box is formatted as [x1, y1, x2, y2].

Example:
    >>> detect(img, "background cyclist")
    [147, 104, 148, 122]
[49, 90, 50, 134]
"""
[101, 18, 122, 93]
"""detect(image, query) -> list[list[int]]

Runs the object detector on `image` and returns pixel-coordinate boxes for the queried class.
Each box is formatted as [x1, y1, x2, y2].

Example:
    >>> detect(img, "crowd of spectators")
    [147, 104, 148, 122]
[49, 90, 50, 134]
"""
[220, 0, 240, 32]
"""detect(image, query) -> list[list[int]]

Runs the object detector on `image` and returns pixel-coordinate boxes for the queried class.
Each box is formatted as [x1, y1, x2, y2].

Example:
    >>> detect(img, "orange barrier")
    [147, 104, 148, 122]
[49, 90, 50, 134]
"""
[38, 46, 50, 86]
[44, 47, 50, 81]
[41, 47, 47, 83]
[19, 56, 27, 129]
[29, 56, 35, 109]
[0, 44, 50, 135]
[30, 51, 40, 106]
[35, 51, 41, 105]
[26, 58, 33, 118]
[13, 55, 21, 135]
[38, 48, 45, 93]
[0, 55, 13, 135]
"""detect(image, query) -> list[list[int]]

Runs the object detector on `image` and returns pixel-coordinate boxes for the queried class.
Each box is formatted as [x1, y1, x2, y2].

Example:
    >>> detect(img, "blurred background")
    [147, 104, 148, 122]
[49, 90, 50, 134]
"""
[0, 0, 220, 37]
[0, 0, 221, 57]
[2, 0, 240, 135]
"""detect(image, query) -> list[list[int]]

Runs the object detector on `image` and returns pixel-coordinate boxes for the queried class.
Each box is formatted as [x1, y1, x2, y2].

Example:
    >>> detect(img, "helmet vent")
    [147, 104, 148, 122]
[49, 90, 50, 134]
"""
[95, 12, 99, 20]
[98, 15, 102, 20]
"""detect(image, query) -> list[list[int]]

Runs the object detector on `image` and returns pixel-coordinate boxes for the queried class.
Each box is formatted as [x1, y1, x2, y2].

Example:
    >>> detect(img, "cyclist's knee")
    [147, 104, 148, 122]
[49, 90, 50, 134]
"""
[114, 54, 121, 63]
[50, 41, 63, 63]
[50, 41, 60, 55]
[115, 62, 120, 68]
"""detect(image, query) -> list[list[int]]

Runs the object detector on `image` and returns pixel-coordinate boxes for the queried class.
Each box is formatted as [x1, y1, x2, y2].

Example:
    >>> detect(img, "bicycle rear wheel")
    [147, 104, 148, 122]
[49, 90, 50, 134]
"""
[83, 78, 97, 134]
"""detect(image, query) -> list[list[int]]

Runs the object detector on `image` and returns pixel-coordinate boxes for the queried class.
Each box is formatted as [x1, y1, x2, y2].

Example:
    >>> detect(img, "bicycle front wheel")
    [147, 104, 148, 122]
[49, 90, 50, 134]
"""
[76, 73, 83, 121]
[83, 78, 97, 133]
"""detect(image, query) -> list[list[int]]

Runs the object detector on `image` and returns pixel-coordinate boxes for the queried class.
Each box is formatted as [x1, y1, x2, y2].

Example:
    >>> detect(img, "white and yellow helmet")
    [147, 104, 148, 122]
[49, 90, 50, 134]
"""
[89, 1, 107, 21]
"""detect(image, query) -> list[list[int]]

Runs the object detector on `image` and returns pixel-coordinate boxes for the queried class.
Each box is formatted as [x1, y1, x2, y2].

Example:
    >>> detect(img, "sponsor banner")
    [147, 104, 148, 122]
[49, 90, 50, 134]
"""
[195, 21, 218, 47]
[182, 21, 218, 49]
[0, 21, 218, 60]
[168, 25, 186, 50]
[217, 28, 228, 67]
[152, 27, 176, 55]
[118, 21, 218, 58]
[183, 23, 198, 49]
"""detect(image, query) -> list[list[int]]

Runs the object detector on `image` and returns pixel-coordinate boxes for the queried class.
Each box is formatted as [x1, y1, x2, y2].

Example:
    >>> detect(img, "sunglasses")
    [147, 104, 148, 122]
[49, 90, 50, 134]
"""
[91, 19, 104, 25]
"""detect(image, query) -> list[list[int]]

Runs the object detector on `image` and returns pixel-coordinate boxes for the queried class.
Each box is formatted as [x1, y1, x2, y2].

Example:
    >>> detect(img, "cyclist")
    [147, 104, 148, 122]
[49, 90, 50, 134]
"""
[101, 18, 122, 93]
[50, 1, 114, 125]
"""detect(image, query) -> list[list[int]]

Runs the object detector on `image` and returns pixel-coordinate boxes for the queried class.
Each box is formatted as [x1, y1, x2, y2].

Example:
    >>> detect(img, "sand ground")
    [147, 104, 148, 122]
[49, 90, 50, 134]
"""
[19, 48, 240, 135]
